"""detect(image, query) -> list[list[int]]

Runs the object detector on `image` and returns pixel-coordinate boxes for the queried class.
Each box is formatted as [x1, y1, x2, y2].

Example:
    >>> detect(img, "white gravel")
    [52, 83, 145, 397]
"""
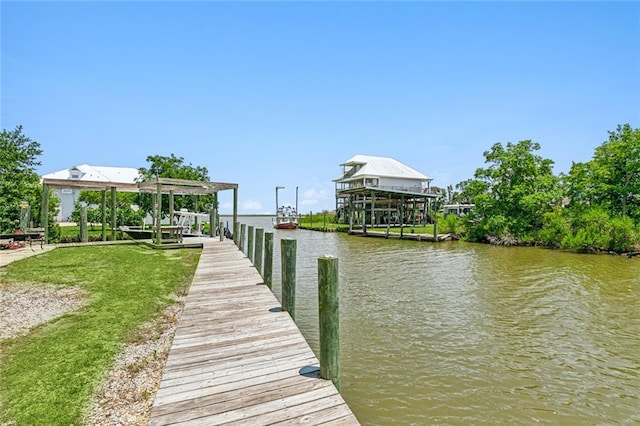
[85, 302, 183, 425]
[0, 283, 87, 339]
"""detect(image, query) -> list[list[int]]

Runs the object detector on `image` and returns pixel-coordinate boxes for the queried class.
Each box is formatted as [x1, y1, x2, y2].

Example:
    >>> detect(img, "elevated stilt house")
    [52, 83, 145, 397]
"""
[334, 155, 440, 232]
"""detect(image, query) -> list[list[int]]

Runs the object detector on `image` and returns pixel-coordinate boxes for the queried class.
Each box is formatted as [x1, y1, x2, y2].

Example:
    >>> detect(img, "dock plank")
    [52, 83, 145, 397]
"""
[149, 240, 359, 425]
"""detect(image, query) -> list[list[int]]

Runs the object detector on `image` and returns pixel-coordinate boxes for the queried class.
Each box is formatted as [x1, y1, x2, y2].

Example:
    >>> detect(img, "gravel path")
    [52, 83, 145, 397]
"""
[0, 284, 183, 425]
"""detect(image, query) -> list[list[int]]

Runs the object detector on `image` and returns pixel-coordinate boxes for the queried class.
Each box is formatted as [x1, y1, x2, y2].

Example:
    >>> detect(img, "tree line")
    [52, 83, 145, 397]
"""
[446, 123, 639, 253]
[3, 123, 638, 252]
[0, 126, 215, 240]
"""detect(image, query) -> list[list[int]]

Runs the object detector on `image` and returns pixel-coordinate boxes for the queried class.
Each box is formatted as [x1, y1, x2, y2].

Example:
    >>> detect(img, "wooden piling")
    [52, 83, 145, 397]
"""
[219, 220, 224, 242]
[264, 232, 274, 289]
[110, 186, 117, 241]
[318, 255, 340, 390]
[41, 183, 49, 243]
[281, 238, 297, 320]
[80, 206, 88, 243]
[101, 190, 107, 241]
[255, 227, 264, 275]
[247, 225, 254, 262]
[239, 223, 246, 253]
[209, 209, 216, 238]
[231, 222, 240, 246]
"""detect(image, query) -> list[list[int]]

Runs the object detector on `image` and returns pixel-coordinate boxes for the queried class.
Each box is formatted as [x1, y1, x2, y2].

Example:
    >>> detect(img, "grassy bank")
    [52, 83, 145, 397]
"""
[0, 245, 200, 425]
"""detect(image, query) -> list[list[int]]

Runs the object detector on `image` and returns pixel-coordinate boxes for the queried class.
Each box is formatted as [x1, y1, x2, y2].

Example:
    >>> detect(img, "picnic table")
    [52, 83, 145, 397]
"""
[0, 229, 44, 249]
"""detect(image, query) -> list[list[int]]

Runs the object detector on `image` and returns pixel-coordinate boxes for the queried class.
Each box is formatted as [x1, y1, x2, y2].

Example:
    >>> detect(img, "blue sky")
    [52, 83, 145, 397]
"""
[2, 1, 639, 214]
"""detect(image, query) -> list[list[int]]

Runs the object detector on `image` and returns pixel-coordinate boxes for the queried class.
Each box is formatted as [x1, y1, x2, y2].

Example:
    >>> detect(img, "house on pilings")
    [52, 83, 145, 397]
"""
[333, 155, 441, 230]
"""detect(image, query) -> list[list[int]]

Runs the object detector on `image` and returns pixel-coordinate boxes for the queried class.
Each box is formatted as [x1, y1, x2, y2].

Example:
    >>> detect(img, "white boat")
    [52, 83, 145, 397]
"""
[273, 205, 299, 229]
[273, 186, 299, 230]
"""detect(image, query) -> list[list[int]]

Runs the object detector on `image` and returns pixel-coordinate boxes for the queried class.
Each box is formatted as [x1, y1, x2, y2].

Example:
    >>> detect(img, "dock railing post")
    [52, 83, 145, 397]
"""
[219, 220, 224, 242]
[281, 238, 297, 320]
[255, 228, 264, 275]
[234, 221, 239, 245]
[247, 225, 254, 262]
[318, 255, 340, 391]
[264, 232, 273, 289]
[209, 208, 216, 238]
[240, 223, 246, 253]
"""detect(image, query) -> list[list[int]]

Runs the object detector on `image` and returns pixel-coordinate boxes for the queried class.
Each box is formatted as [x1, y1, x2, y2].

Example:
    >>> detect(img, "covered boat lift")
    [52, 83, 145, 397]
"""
[40, 176, 238, 245]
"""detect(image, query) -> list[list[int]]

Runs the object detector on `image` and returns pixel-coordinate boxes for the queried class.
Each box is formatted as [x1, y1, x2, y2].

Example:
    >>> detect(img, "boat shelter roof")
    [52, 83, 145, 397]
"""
[137, 177, 238, 195]
[42, 177, 238, 195]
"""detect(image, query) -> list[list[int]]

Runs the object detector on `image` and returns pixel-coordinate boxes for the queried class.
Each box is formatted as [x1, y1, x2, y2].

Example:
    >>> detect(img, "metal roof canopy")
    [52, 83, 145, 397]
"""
[138, 177, 238, 195]
[42, 177, 238, 195]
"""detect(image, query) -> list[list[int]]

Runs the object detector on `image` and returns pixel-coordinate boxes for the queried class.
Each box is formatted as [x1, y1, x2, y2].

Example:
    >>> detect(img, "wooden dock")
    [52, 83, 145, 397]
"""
[149, 239, 359, 425]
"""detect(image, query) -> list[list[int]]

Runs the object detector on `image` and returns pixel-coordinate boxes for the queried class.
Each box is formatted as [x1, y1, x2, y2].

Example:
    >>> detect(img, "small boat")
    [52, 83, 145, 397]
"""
[273, 205, 299, 229]
[119, 226, 165, 240]
[273, 186, 299, 230]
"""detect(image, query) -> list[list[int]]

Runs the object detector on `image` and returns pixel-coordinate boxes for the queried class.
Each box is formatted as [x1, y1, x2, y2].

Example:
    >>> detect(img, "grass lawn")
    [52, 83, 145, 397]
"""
[0, 245, 200, 425]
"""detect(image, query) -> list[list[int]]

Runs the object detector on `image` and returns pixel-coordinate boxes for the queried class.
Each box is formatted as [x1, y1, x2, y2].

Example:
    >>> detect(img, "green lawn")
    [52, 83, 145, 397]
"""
[0, 245, 200, 425]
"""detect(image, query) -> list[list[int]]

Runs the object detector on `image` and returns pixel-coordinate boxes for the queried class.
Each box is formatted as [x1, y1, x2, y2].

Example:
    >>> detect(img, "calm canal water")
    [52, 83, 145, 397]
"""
[226, 216, 640, 425]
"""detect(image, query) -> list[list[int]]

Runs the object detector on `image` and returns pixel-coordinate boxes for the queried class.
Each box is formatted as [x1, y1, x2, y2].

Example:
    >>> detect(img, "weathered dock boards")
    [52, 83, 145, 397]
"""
[149, 239, 359, 425]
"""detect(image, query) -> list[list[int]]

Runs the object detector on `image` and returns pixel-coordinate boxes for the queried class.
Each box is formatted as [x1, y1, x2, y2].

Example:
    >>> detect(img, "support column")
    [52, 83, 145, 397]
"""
[155, 182, 162, 244]
[110, 186, 117, 241]
[101, 189, 107, 241]
[233, 187, 238, 237]
[41, 183, 49, 244]
[169, 190, 174, 225]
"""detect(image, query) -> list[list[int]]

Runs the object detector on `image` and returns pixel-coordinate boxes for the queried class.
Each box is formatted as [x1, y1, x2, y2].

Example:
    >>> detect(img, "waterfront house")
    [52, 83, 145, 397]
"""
[333, 155, 439, 228]
[41, 165, 140, 221]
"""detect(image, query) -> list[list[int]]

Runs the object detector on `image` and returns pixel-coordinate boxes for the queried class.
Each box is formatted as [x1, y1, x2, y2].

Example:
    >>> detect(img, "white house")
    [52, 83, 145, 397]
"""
[41, 165, 140, 221]
[334, 154, 432, 193]
[333, 155, 437, 225]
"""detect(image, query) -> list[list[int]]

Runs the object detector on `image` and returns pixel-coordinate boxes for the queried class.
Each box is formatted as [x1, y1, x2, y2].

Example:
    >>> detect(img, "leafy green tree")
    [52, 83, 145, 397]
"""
[138, 154, 216, 218]
[0, 126, 43, 233]
[467, 140, 562, 241]
[590, 124, 639, 220]
[70, 191, 144, 228]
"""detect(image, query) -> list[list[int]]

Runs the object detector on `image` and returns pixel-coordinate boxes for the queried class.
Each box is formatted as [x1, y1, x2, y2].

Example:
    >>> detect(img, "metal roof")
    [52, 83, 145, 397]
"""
[41, 164, 141, 184]
[336, 155, 429, 182]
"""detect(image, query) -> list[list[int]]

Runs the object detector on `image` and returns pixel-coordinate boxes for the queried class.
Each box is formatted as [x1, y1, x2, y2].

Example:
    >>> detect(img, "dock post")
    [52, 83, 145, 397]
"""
[239, 224, 246, 253]
[234, 221, 239, 244]
[101, 190, 107, 241]
[219, 220, 224, 242]
[247, 225, 254, 262]
[281, 238, 297, 320]
[255, 228, 264, 275]
[209, 208, 216, 238]
[80, 206, 88, 243]
[264, 232, 273, 289]
[111, 186, 117, 241]
[41, 183, 49, 244]
[433, 218, 438, 240]
[318, 255, 340, 390]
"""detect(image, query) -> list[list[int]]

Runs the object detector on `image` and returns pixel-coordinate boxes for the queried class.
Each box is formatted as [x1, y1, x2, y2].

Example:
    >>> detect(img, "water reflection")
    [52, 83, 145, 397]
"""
[227, 217, 640, 425]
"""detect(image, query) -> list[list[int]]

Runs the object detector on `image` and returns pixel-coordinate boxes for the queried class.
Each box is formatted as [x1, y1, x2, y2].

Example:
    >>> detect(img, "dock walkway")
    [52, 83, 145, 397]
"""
[149, 239, 359, 425]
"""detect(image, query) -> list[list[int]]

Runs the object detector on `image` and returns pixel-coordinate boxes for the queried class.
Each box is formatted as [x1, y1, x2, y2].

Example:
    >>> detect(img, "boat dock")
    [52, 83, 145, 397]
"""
[149, 239, 359, 425]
